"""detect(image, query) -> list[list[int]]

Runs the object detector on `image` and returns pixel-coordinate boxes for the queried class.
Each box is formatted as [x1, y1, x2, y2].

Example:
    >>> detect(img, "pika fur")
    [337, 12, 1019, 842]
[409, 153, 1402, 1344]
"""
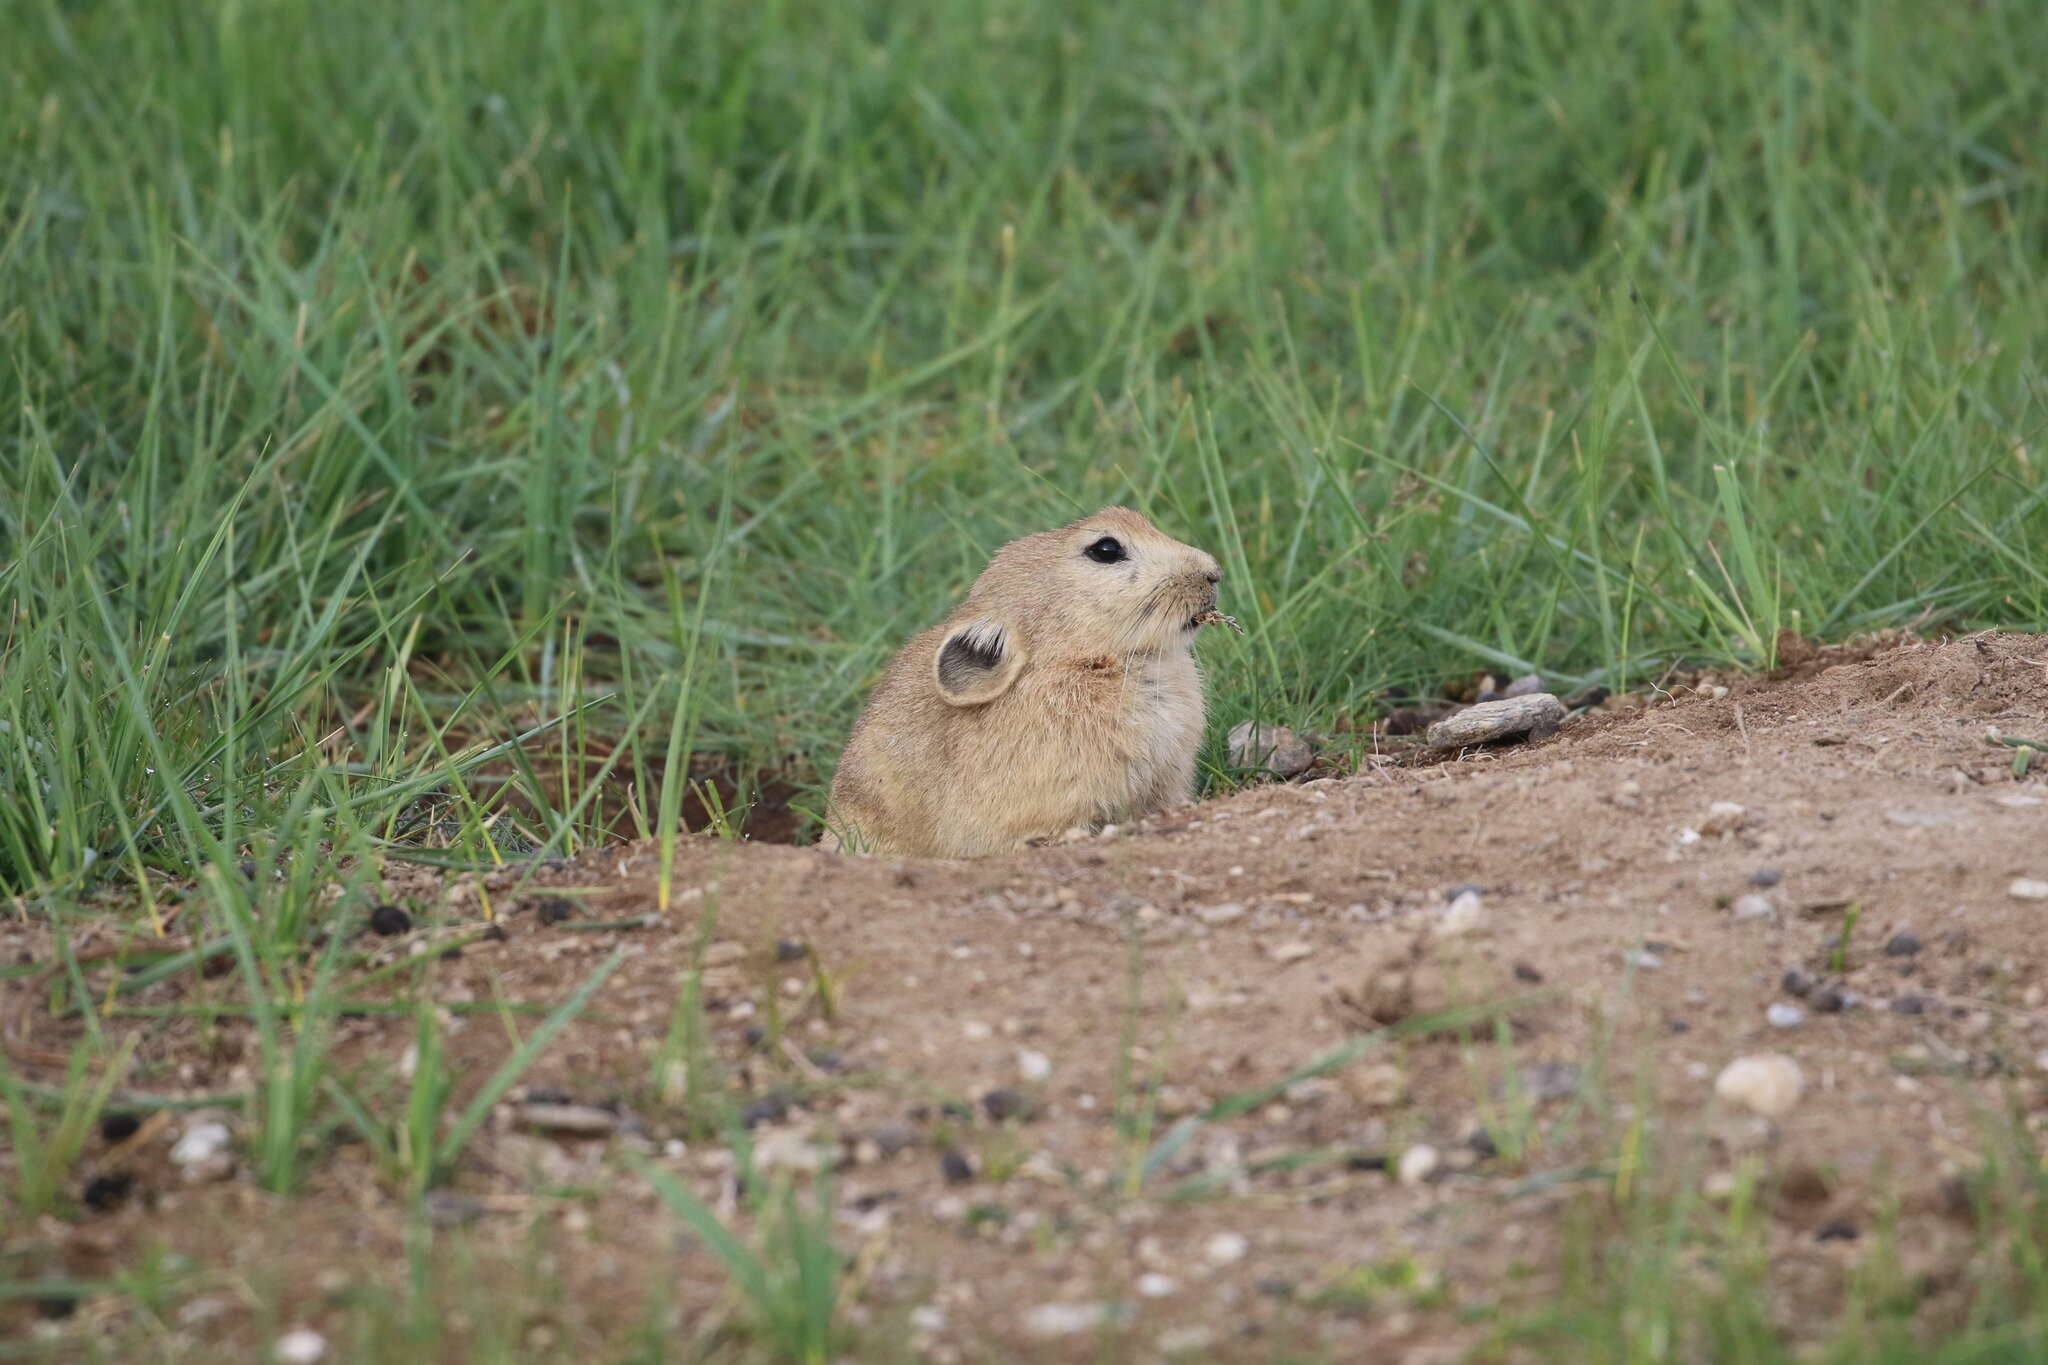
[823, 507, 1226, 858]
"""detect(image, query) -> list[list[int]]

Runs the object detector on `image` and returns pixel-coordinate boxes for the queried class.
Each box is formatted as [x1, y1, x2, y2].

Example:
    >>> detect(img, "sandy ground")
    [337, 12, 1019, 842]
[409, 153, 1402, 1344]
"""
[8, 631, 2048, 1361]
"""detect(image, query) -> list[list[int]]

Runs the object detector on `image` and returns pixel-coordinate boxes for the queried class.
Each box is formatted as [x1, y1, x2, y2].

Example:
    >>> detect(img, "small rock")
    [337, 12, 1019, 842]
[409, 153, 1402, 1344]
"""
[1885, 932, 1923, 957]
[701, 940, 746, 967]
[1267, 939, 1315, 963]
[1017, 1049, 1052, 1083]
[1732, 894, 1776, 920]
[1204, 1231, 1249, 1265]
[534, 897, 577, 926]
[1228, 722, 1314, 779]
[960, 1019, 994, 1041]
[1194, 902, 1246, 925]
[1136, 1273, 1178, 1298]
[1814, 1218, 1859, 1242]
[99, 1112, 141, 1143]
[940, 1149, 974, 1184]
[1714, 1054, 1804, 1118]
[1885, 808, 1964, 828]
[753, 1128, 830, 1173]
[1397, 1143, 1441, 1185]
[1513, 961, 1544, 983]
[1781, 969, 1813, 997]
[1501, 673, 1544, 698]
[2009, 879, 2048, 902]
[1890, 995, 1927, 1016]
[1748, 867, 1784, 888]
[275, 1329, 327, 1365]
[1021, 1302, 1107, 1338]
[1700, 801, 1749, 836]
[1812, 989, 1847, 1014]
[1344, 1062, 1407, 1109]
[513, 1103, 618, 1138]
[740, 1092, 793, 1128]
[1425, 693, 1568, 749]
[1766, 1003, 1805, 1029]
[981, 1089, 1034, 1123]
[170, 1119, 233, 1180]
[867, 1123, 918, 1158]
[82, 1172, 133, 1211]
[1439, 890, 1487, 936]
[368, 904, 413, 936]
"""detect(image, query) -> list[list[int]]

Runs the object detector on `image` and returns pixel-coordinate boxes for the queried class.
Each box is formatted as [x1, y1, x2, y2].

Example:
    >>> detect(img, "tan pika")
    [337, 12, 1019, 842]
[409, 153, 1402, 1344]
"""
[823, 507, 1229, 858]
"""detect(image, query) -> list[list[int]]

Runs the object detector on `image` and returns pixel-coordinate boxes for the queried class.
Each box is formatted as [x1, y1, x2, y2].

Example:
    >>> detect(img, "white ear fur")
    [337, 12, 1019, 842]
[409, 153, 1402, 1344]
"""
[933, 618, 1025, 707]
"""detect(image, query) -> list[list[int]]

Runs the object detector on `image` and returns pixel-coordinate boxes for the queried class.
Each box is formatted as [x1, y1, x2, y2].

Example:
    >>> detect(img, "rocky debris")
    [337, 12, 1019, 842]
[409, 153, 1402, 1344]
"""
[1700, 802, 1750, 837]
[1513, 1063, 1581, 1103]
[1343, 1062, 1407, 1109]
[1733, 894, 1776, 920]
[513, 1102, 619, 1138]
[1890, 994, 1927, 1015]
[274, 1329, 327, 1364]
[169, 1117, 234, 1183]
[1782, 969, 1813, 997]
[2010, 878, 2048, 902]
[1017, 1049, 1052, 1082]
[1195, 902, 1246, 924]
[1767, 1003, 1805, 1029]
[1266, 938, 1316, 962]
[1885, 932, 1923, 957]
[940, 1149, 974, 1184]
[368, 904, 413, 935]
[1136, 1273, 1179, 1298]
[1204, 1231, 1249, 1265]
[981, 1089, 1035, 1122]
[1749, 867, 1784, 887]
[1397, 1143, 1441, 1185]
[1425, 693, 1567, 749]
[1439, 890, 1488, 936]
[1021, 1302, 1110, 1338]
[1714, 1054, 1804, 1118]
[1228, 722, 1313, 779]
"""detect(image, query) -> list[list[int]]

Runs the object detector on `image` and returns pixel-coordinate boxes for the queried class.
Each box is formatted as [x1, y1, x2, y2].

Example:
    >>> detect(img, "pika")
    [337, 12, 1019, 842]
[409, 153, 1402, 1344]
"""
[823, 507, 1230, 858]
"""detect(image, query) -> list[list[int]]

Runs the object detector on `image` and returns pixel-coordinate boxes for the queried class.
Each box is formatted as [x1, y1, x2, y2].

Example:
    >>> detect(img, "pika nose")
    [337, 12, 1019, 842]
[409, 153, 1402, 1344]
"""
[1203, 564, 1222, 585]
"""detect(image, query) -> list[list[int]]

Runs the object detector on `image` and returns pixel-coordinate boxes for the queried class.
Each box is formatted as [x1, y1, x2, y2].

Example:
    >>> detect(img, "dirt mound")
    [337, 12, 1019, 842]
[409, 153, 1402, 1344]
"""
[12, 632, 2048, 1359]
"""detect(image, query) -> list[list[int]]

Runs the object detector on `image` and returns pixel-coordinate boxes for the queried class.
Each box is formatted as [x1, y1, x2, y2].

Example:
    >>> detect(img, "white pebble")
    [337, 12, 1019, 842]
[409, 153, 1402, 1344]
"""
[2010, 878, 2048, 902]
[1732, 894, 1776, 920]
[1714, 1054, 1804, 1118]
[170, 1120, 231, 1167]
[1203, 1231, 1249, 1265]
[1022, 1302, 1106, 1338]
[1266, 939, 1314, 962]
[1766, 1002, 1804, 1029]
[1136, 1272, 1179, 1298]
[1700, 801, 1748, 835]
[1017, 1049, 1053, 1083]
[1440, 890, 1487, 935]
[910, 1306, 946, 1333]
[1397, 1143, 1441, 1186]
[1195, 902, 1246, 924]
[961, 1020, 994, 1041]
[275, 1329, 327, 1365]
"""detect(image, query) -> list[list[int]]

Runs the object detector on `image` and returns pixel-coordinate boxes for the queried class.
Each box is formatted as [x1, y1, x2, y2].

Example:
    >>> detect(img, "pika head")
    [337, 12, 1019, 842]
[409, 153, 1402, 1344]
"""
[824, 507, 1228, 859]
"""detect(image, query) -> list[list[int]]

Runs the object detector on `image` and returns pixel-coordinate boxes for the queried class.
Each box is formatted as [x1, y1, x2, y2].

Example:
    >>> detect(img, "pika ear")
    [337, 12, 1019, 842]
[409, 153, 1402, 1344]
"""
[933, 619, 1025, 707]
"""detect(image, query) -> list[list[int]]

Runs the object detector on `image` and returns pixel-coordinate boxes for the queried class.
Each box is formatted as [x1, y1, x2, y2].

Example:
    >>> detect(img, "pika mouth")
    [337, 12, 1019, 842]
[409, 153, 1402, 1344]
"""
[1183, 589, 1221, 631]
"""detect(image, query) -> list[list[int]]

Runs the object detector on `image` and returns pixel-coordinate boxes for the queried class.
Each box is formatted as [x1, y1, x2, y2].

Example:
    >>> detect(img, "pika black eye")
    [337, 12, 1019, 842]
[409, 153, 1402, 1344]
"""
[1083, 536, 1126, 564]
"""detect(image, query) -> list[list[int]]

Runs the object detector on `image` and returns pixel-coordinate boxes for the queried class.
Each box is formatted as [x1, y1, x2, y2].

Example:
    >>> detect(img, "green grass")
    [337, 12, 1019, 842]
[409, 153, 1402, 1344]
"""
[3, 0, 2047, 1357]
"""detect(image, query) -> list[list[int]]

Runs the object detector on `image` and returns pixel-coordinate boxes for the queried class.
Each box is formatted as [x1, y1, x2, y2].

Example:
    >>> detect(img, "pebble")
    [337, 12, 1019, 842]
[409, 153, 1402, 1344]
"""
[981, 1089, 1034, 1122]
[1397, 1144, 1441, 1186]
[940, 1150, 974, 1184]
[1204, 1231, 1249, 1265]
[1815, 1218, 1859, 1242]
[1195, 902, 1246, 924]
[1439, 891, 1487, 936]
[1227, 722, 1314, 779]
[367, 904, 412, 936]
[1890, 995, 1927, 1016]
[1748, 867, 1784, 888]
[274, 1329, 327, 1364]
[513, 1103, 618, 1137]
[960, 1019, 994, 1041]
[1714, 1054, 1804, 1118]
[1781, 969, 1813, 997]
[1021, 1303, 1107, 1338]
[1017, 1049, 1053, 1083]
[1267, 939, 1316, 962]
[1812, 989, 1847, 1014]
[1766, 1003, 1805, 1029]
[1425, 693, 1567, 748]
[1515, 1063, 1581, 1103]
[1136, 1273, 1179, 1298]
[2010, 879, 2048, 902]
[1700, 802, 1749, 836]
[1885, 932, 1923, 957]
[1732, 894, 1776, 920]
[169, 1119, 233, 1181]
[1344, 1062, 1406, 1109]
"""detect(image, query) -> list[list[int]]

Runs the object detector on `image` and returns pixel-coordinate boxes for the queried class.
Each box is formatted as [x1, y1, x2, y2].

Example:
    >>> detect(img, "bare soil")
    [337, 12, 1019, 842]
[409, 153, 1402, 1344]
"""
[9, 632, 2048, 1362]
